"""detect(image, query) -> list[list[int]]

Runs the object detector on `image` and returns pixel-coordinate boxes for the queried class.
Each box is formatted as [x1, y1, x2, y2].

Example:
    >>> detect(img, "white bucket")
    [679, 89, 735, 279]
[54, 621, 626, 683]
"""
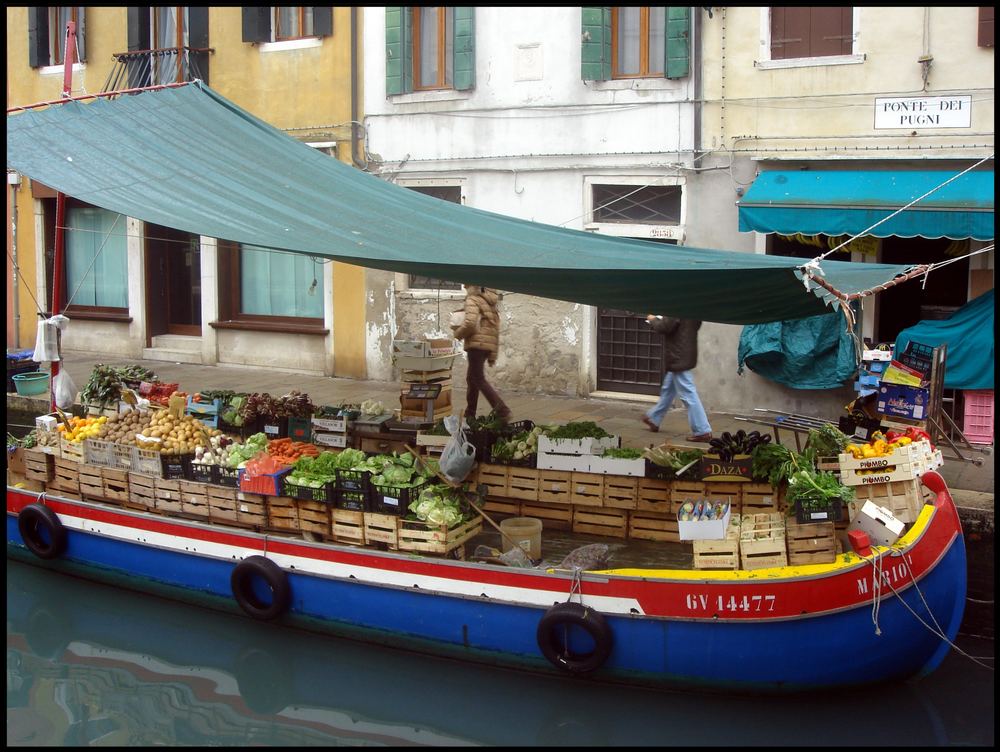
[500, 516, 543, 559]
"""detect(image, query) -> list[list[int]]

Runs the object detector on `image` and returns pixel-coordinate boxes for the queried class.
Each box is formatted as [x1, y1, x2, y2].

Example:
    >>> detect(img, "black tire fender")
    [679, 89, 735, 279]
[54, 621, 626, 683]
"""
[536, 601, 613, 674]
[230, 556, 290, 621]
[18, 503, 68, 560]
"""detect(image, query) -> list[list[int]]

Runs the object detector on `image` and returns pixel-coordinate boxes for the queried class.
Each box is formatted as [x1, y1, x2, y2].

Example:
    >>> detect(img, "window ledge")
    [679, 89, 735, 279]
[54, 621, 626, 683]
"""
[63, 310, 132, 323]
[39, 62, 86, 75]
[258, 37, 323, 53]
[210, 320, 328, 336]
[589, 77, 684, 92]
[755, 54, 866, 70]
[398, 289, 466, 301]
[390, 89, 472, 105]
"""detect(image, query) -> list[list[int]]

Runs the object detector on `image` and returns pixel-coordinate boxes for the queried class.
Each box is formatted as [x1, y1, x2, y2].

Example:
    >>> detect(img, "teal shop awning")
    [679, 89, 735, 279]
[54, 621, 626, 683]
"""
[738, 170, 994, 241]
[7, 83, 925, 325]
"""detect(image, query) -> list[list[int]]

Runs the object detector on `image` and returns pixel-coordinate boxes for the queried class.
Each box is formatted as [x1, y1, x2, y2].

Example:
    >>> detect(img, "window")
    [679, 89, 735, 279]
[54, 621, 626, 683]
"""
[28, 7, 86, 68]
[583, 6, 689, 82]
[403, 186, 463, 290]
[241, 7, 332, 44]
[239, 247, 324, 319]
[770, 7, 853, 60]
[274, 7, 314, 40]
[123, 7, 209, 87]
[151, 7, 189, 84]
[385, 6, 475, 95]
[585, 179, 685, 242]
[613, 7, 665, 78]
[64, 205, 129, 311]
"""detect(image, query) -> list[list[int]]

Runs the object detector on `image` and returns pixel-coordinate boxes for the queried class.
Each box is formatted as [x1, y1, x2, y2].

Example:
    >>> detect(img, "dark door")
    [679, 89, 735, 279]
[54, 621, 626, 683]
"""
[596, 309, 664, 394]
[145, 224, 201, 340]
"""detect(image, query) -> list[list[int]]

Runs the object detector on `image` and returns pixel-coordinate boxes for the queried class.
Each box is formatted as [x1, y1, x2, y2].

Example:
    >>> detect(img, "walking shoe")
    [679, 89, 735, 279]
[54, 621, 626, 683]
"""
[641, 415, 659, 432]
[686, 433, 713, 443]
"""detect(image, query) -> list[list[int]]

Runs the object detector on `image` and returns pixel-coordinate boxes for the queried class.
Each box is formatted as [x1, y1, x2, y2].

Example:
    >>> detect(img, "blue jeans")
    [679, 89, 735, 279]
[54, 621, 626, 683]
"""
[645, 370, 712, 435]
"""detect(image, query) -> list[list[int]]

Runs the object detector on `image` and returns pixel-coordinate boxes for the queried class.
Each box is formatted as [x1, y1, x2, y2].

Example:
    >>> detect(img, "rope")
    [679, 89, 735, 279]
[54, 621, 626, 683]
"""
[567, 567, 583, 604]
[869, 549, 884, 636]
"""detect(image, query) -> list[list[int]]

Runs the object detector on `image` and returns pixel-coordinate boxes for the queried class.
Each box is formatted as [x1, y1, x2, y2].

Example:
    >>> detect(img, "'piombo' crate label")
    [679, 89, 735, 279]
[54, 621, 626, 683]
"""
[700, 455, 752, 482]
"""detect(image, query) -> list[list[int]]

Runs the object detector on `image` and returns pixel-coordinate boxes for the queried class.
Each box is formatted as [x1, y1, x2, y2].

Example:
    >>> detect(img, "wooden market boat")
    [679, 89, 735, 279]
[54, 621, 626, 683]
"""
[6, 468, 966, 694]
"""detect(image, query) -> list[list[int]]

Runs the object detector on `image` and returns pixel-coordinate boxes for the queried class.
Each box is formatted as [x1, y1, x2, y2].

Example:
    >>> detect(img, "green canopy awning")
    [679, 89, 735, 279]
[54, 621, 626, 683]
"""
[7, 82, 921, 325]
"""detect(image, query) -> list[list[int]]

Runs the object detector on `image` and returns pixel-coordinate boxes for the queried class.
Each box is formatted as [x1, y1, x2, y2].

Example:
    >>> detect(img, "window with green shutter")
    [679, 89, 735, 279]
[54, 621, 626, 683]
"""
[582, 6, 689, 81]
[386, 6, 475, 95]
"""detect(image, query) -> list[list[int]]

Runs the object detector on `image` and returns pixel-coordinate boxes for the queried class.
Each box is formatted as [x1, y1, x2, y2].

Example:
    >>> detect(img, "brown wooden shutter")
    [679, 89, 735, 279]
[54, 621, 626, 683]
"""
[189, 7, 210, 84]
[979, 7, 994, 48]
[28, 7, 50, 68]
[313, 7, 333, 37]
[771, 7, 852, 59]
[242, 7, 271, 43]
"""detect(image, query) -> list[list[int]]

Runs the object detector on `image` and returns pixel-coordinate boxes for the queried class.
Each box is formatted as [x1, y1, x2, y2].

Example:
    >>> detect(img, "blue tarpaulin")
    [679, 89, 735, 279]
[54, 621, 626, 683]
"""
[738, 170, 994, 241]
[893, 290, 995, 390]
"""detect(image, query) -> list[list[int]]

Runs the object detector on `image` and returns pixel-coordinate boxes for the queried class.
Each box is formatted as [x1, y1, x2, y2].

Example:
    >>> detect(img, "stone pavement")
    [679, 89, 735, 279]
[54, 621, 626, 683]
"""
[17, 349, 995, 508]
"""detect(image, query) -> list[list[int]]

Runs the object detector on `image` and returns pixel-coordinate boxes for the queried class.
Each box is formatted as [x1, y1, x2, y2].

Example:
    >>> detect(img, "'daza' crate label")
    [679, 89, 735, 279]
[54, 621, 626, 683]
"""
[700, 454, 752, 482]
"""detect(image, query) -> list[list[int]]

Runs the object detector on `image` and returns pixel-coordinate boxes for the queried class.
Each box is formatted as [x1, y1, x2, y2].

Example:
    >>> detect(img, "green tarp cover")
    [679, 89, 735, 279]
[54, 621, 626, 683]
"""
[737, 312, 859, 390]
[7, 82, 920, 325]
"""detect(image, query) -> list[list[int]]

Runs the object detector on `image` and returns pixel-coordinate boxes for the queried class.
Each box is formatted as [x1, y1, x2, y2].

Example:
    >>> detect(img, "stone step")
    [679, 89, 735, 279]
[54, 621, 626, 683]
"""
[142, 347, 203, 365]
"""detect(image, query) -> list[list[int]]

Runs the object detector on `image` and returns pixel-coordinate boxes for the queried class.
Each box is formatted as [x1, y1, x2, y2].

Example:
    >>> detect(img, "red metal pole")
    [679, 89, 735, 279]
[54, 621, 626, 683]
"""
[50, 20, 77, 411]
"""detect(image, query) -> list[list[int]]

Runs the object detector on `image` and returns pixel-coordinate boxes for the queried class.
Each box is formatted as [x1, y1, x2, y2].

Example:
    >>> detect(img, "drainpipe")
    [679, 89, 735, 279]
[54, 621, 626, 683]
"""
[693, 8, 703, 161]
[8, 172, 21, 348]
[350, 7, 366, 169]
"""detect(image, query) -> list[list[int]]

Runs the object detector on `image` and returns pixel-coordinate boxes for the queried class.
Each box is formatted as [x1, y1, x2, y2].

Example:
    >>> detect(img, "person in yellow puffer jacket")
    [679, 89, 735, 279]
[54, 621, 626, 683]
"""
[452, 285, 511, 425]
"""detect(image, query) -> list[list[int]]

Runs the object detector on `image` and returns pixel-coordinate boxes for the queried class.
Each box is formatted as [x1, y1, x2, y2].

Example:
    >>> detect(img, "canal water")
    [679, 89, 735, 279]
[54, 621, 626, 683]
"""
[6, 560, 994, 747]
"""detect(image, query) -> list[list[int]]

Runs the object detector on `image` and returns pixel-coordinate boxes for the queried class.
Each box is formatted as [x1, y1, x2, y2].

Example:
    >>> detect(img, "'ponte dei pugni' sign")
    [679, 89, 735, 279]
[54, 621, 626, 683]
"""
[874, 95, 972, 129]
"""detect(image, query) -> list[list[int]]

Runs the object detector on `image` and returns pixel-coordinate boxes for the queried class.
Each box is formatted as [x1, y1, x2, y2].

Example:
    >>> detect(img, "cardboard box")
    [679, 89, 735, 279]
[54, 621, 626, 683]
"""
[392, 340, 429, 357]
[876, 383, 930, 420]
[588, 453, 645, 477]
[847, 500, 904, 547]
[880, 360, 927, 387]
[677, 505, 732, 541]
[536, 435, 620, 457]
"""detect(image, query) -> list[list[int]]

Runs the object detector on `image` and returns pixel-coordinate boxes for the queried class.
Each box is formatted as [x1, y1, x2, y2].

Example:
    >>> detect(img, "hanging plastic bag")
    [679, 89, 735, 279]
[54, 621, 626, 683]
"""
[52, 369, 77, 411]
[438, 414, 476, 483]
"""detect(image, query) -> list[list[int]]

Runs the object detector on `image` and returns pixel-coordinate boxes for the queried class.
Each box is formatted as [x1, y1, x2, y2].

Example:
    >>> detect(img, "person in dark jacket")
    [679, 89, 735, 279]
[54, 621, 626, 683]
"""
[640, 315, 713, 442]
[452, 285, 512, 424]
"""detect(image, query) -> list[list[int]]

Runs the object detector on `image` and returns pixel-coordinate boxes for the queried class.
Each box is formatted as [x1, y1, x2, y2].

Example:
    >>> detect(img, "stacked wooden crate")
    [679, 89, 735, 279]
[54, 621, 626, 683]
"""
[739, 513, 787, 570]
[394, 341, 456, 423]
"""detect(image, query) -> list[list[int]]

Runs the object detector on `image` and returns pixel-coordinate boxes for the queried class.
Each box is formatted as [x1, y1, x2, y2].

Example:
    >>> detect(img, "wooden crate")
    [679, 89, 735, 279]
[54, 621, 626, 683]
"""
[398, 517, 482, 557]
[848, 478, 926, 524]
[333, 509, 366, 546]
[506, 467, 540, 502]
[59, 437, 85, 463]
[670, 480, 706, 506]
[476, 463, 509, 498]
[572, 507, 628, 539]
[126, 472, 157, 512]
[739, 513, 787, 570]
[296, 497, 331, 538]
[363, 512, 398, 548]
[155, 478, 183, 515]
[785, 519, 838, 566]
[266, 495, 300, 533]
[740, 482, 783, 515]
[693, 514, 741, 570]
[570, 472, 604, 507]
[519, 501, 572, 531]
[78, 463, 105, 500]
[636, 477, 672, 514]
[23, 448, 54, 483]
[101, 468, 130, 505]
[236, 491, 267, 528]
[482, 497, 521, 518]
[206, 485, 240, 526]
[704, 481, 743, 507]
[537, 470, 572, 505]
[49, 457, 81, 496]
[179, 481, 211, 521]
[603, 475, 638, 510]
[628, 510, 681, 543]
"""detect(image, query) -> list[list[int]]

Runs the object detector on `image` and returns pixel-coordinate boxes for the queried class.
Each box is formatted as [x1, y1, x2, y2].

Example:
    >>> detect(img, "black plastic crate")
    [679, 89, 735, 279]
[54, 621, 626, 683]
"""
[370, 478, 427, 516]
[258, 418, 289, 441]
[488, 450, 537, 468]
[336, 468, 371, 493]
[644, 459, 674, 480]
[287, 416, 312, 443]
[898, 341, 934, 377]
[214, 465, 240, 488]
[190, 462, 216, 484]
[497, 419, 536, 437]
[794, 499, 845, 524]
[467, 428, 496, 463]
[336, 488, 369, 512]
[281, 476, 335, 504]
[160, 453, 194, 480]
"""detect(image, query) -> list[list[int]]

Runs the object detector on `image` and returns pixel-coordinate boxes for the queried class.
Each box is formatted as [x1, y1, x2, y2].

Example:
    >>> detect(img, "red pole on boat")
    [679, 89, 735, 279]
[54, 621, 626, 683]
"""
[49, 20, 77, 411]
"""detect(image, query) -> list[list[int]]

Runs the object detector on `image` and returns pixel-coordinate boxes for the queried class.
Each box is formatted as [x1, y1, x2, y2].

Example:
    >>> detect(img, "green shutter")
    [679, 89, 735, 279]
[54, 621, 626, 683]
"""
[581, 7, 612, 82]
[665, 6, 691, 79]
[28, 7, 49, 68]
[385, 6, 412, 95]
[453, 7, 475, 91]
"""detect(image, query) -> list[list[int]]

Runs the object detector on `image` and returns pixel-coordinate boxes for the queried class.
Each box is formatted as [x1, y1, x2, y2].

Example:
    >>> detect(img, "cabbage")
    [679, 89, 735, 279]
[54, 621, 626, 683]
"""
[408, 484, 467, 528]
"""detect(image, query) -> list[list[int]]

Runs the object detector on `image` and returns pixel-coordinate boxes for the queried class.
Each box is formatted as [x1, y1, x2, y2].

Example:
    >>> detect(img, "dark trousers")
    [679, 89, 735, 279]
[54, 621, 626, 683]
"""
[465, 348, 508, 418]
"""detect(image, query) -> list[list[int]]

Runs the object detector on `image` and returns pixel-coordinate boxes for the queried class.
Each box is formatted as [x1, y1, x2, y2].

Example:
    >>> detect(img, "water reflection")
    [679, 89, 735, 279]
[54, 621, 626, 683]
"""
[6, 560, 994, 746]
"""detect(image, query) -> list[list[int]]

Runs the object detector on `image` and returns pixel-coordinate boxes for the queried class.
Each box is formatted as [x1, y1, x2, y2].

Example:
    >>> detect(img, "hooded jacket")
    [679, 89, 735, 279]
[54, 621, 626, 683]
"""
[649, 317, 701, 372]
[453, 286, 501, 363]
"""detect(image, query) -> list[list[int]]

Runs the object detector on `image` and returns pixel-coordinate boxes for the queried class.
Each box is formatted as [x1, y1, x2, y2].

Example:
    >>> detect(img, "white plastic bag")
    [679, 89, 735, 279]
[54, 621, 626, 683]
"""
[439, 414, 476, 483]
[52, 369, 77, 411]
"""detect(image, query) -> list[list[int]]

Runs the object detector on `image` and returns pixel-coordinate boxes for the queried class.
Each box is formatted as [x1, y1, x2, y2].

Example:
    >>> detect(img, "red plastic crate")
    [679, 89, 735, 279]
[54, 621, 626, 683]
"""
[962, 390, 994, 445]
